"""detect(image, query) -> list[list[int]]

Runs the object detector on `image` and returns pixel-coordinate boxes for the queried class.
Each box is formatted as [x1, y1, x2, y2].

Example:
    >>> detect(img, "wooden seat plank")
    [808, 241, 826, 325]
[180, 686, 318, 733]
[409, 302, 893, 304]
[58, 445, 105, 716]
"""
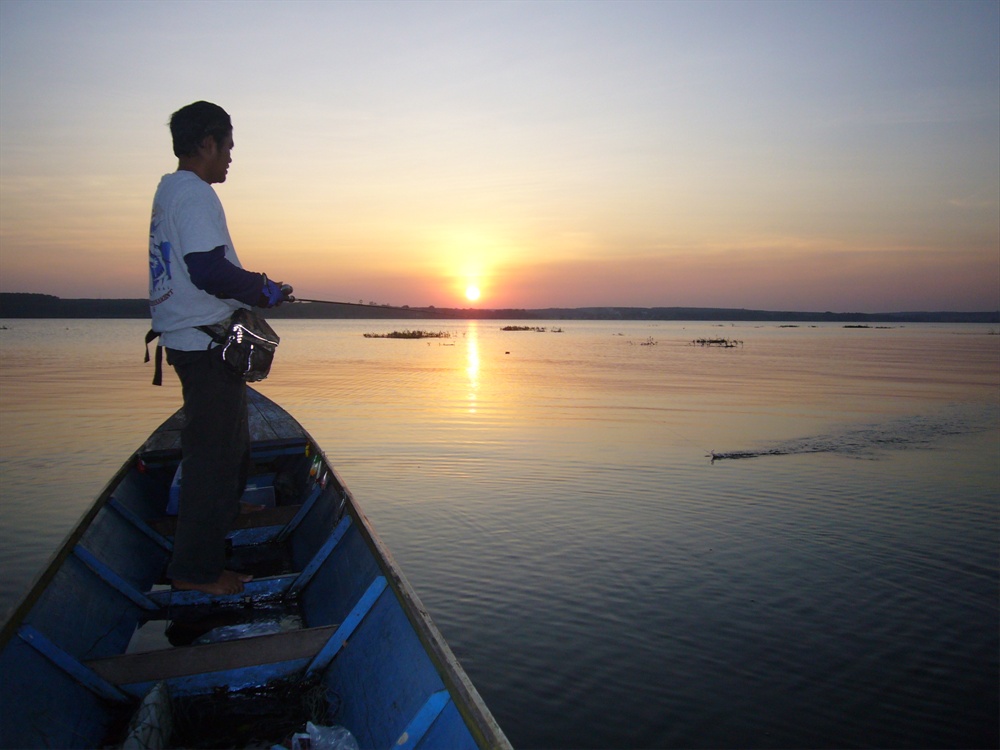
[87, 625, 336, 685]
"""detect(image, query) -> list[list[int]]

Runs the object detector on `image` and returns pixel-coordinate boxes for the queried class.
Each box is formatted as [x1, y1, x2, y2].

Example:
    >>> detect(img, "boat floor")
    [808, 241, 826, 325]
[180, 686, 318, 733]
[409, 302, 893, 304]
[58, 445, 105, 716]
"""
[104, 501, 332, 746]
[127, 501, 308, 654]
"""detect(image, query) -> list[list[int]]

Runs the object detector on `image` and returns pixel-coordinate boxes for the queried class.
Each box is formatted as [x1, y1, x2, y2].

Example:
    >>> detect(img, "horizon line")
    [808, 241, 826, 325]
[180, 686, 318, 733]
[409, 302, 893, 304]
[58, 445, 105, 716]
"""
[0, 292, 997, 321]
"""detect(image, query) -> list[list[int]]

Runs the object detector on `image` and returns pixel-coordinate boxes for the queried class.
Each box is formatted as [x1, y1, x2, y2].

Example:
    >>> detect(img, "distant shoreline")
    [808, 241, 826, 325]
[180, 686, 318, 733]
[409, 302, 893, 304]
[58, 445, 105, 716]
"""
[1, 292, 997, 324]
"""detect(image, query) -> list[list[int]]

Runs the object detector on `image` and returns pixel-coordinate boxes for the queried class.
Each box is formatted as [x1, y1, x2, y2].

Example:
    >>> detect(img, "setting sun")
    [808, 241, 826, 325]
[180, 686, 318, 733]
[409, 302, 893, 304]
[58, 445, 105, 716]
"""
[465, 285, 481, 302]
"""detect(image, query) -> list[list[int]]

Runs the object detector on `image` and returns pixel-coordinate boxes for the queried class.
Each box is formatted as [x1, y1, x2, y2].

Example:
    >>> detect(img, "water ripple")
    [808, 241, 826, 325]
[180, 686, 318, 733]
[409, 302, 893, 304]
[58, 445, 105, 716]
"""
[709, 403, 998, 461]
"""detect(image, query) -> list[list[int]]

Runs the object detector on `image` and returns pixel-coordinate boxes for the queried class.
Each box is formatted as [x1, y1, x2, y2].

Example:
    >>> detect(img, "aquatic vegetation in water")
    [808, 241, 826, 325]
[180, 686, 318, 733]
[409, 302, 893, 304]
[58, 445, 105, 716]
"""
[691, 337, 743, 348]
[501, 326, 547, 332]
[363, 330, 451, 339]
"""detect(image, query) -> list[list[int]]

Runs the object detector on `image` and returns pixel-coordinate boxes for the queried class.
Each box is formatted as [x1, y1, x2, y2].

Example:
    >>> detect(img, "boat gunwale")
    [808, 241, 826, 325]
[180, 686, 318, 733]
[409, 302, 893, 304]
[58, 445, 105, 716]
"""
[292, 407, 512, 750]
[0, 449, 136, 647]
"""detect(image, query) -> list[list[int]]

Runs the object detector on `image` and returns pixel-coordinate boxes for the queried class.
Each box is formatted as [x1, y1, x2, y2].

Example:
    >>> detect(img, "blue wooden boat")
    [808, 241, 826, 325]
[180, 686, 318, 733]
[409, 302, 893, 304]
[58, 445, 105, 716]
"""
[0, 389, 511, 749]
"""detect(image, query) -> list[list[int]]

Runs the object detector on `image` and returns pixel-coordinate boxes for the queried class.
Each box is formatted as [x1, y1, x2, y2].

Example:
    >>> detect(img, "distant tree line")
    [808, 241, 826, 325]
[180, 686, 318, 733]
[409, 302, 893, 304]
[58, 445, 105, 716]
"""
[0, 293, 148, 318]
[1, 292, 997, 323]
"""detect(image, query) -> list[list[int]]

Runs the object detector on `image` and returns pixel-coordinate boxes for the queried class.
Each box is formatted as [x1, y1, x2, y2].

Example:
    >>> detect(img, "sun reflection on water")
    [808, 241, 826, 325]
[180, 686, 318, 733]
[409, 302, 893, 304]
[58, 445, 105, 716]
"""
[465, 321, 479, 413]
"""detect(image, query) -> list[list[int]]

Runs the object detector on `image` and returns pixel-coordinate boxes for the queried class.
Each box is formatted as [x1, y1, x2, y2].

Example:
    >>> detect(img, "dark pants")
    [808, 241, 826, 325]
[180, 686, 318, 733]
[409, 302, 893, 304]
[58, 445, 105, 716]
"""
[165, 347, 250, 583]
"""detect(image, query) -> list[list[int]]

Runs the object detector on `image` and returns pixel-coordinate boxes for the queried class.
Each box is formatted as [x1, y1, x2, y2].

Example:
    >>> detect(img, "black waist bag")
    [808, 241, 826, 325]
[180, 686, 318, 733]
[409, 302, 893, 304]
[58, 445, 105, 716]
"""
[199, 308, 280, 382]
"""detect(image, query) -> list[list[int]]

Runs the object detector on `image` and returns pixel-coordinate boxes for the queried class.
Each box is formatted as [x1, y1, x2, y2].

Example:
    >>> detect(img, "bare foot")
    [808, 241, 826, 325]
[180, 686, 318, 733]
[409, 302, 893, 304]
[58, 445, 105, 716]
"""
[172, 570, 253, 596]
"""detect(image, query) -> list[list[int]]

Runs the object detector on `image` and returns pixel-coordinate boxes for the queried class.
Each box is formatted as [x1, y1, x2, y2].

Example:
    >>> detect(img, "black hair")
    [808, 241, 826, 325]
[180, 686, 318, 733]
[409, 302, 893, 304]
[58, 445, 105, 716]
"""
[169, 101, 232, 157]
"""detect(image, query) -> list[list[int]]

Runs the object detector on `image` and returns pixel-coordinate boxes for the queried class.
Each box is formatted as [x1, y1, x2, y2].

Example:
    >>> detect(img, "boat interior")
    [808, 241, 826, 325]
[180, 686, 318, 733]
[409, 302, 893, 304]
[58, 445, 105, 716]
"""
[0, 393, 499, 749]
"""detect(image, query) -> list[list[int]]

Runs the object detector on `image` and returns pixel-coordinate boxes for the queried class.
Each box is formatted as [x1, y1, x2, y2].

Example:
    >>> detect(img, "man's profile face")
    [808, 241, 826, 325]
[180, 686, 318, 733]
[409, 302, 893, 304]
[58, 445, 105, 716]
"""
[201, 131, 234, 184]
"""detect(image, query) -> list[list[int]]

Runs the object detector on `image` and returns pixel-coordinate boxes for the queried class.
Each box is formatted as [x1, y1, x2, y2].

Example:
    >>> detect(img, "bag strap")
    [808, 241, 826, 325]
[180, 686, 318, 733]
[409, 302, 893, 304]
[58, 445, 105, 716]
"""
[143, 329, 164, 386]
[196, 324, 229, 345]
[143, 323, 227, 387]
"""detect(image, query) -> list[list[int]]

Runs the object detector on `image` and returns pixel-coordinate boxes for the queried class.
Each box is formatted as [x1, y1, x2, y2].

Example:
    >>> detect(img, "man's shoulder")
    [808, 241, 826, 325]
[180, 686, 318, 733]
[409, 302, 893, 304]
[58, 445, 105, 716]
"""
[155, 171, 216, 204]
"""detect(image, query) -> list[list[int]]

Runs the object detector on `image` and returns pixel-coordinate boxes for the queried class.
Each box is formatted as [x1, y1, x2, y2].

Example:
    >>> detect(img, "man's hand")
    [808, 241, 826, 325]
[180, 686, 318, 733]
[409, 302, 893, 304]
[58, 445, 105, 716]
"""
[258, 277, 293, 308]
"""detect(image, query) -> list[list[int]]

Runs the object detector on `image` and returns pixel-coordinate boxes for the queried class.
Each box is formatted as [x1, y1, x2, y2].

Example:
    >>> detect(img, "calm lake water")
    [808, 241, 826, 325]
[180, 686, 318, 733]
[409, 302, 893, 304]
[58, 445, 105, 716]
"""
[1, 318, 998, 749]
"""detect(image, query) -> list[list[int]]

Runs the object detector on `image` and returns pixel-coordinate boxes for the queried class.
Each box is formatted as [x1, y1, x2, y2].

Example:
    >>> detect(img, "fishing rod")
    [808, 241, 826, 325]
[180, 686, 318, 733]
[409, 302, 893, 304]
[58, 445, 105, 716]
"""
[280, 285, 455, 316]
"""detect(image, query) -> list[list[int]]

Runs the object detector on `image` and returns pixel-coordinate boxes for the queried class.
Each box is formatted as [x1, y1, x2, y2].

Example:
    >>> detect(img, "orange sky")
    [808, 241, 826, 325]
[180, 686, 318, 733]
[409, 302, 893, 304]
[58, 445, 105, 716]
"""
[1, 1, 998, 312]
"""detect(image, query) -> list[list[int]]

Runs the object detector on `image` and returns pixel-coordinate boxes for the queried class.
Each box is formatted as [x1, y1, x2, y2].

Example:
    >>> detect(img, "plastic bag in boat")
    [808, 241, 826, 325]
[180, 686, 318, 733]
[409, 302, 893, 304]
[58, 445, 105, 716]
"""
[289, 722, 359, 750]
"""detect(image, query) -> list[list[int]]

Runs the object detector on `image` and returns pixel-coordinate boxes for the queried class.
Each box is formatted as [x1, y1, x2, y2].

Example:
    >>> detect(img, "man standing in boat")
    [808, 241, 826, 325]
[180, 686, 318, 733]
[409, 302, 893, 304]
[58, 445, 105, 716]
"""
[147, 101, 291, 596]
